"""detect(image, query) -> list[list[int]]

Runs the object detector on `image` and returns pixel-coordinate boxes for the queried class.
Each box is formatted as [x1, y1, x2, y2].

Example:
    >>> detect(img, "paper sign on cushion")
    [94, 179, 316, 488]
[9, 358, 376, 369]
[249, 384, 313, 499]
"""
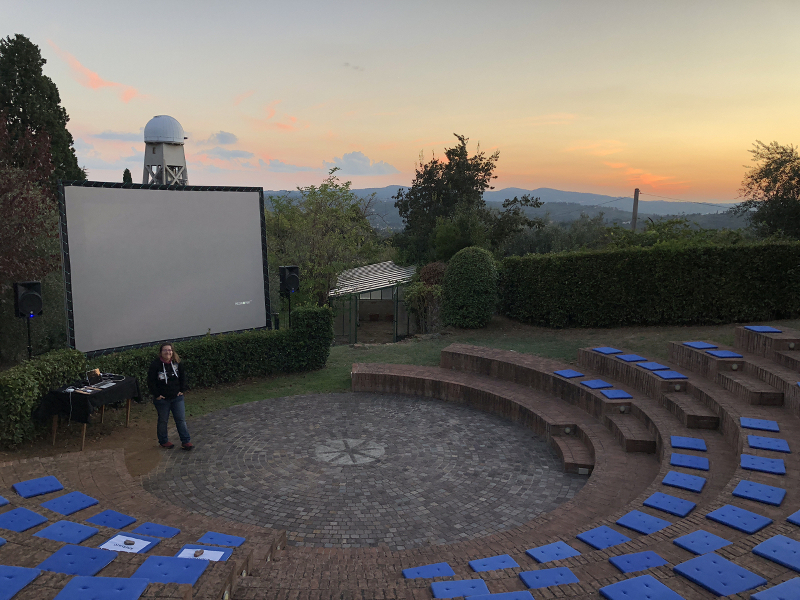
[100, 535, 149, 553]
[178, 548, 225, 561]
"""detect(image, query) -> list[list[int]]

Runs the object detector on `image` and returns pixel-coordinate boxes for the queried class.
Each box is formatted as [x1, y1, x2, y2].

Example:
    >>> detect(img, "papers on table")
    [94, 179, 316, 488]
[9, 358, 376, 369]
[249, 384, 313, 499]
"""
[100, 534, 149, 553]
[177, 548, 225, 561]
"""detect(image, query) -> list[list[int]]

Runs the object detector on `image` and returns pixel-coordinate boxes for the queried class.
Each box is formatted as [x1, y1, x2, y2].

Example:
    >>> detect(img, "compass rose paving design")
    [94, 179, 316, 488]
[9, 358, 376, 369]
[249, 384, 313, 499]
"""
[143, 392, 586, 549]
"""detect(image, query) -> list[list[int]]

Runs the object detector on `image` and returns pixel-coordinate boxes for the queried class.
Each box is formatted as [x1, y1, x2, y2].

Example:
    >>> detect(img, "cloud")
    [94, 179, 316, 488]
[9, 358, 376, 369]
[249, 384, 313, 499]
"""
[48, 40, 144, 103]
[202, 146, 254, 160]
[202, 131, 238, 145]
[564, 140, 625, 156]
[603, 162, 689, 190]
[244, 101, 307, 132]
[343, 62, 365, 72]
[323, 151, 399, 175]
[92, 130, 143, 142]
[259, 158, 322, 173]
[234, 90, 255, 106]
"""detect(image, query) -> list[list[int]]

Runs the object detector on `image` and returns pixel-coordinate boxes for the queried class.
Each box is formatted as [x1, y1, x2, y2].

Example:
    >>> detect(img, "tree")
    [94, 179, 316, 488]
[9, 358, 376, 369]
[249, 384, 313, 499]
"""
[732, 140, 800, 238]
[122, 168, 132, 184]
[0, 34, 85, 183]
[441, 246, 497, 328]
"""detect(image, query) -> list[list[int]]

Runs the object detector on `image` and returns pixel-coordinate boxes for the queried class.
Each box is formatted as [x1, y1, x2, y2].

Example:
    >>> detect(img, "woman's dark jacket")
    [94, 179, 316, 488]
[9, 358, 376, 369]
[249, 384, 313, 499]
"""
[147, 358, 186, 399]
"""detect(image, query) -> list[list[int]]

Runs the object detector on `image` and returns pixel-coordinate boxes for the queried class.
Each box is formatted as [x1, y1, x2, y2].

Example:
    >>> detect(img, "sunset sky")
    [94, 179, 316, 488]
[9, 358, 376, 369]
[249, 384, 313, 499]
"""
[5, 1, 800, 203]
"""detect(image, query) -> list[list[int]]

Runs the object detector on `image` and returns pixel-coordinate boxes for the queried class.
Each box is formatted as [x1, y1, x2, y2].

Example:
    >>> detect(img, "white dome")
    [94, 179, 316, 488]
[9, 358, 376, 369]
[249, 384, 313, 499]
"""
[143, 115, 185, 144]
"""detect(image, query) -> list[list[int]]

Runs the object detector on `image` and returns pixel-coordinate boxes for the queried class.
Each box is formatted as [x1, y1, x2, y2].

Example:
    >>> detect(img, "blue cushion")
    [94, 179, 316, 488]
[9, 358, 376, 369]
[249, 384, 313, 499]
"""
[684, 341, 717, 349]
[133, 556, 207, 585]
[616, 354, 647, 362]
[741, 417, 780, 432]
[706, 350, 743, 358]
[431, 579, 490, 598]
[662, 471, 706, 493]
[0, 565, 40, 600]
[593, 347, 622, 355]
[175, 544, 233, 562]
[0, 507, 48, 532]
[609, 551, 667, 573]
[706, 504, 772, 533]
[37, 544, 116, 576]
[41, 491, 98, 516]
[616, 510, 671, 535]
[753, 535, 800, 572]
[670, 436, 707, 451]
[402, 562, 455, 579]
[600, 389, 633, 399]
[789, 509, 800, 527]
[131, 522, 180, 538]
[576, 525, 630, 550]
[468, 554, 519, 572]
[54, 576, 149, 600]
[745, 326, 782, 333]
[637, 362, 669, 371]
[526, 540, 581, 563]
[580, 379, 613, 389]
[519, 567, 579, 589]
[12, 476, 63, 498]
[0, 496, 7, 507]
[643, 492, 696, 517]
[196, 531, 245, 547]
[0, 537, 5, 547]
[673, 553, 767, 596]
[670, 453, 709, 471]
[600, 575, 686, 600]
[85, 509, 136, 529]
[741, 453, 786, 475]
[100, 532, 160, 554]
[655, 370, 688, 380]
[751, 577, 800, 600]
[554, 369, 583, 379]
[673, 530, 731, 555]
[733, 480, 786, 506]
[748, 435, 790, 453]
[34, 520, 98, 544]
[466, 593, 534, 600]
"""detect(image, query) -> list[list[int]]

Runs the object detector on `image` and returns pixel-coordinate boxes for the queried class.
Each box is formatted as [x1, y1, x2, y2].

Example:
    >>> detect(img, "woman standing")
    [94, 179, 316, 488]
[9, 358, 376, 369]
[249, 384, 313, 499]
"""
[147, 342, 193, 450]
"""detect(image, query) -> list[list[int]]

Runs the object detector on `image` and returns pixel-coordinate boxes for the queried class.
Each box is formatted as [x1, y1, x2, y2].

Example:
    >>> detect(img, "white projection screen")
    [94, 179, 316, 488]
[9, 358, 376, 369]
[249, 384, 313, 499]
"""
[59, 183, 271, 354]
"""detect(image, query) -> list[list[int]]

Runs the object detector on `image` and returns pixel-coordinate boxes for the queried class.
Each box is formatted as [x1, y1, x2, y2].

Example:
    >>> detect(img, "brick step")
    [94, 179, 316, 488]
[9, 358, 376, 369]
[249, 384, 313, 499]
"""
[550, 434, 594, 474]
[735, 325, 800, 358]
[716, 371, 783, 406]
[660, 392, 720, 429]
[603, 413, 657, 453]
[774, 350, 800, 372]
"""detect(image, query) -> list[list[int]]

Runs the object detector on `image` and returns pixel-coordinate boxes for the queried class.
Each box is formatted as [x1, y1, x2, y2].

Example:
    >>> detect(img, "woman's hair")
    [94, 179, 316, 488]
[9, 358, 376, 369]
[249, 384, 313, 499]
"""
[158, 342, 181, 364]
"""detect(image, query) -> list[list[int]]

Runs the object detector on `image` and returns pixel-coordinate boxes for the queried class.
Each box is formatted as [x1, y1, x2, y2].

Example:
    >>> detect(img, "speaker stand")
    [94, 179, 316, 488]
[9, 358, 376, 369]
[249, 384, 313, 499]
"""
[26, 316, 33, 360]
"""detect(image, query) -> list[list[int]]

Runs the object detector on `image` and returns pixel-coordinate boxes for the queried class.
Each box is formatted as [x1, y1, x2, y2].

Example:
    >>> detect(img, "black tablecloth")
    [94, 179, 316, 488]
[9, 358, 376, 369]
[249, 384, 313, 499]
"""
[37, 376, 141, 424]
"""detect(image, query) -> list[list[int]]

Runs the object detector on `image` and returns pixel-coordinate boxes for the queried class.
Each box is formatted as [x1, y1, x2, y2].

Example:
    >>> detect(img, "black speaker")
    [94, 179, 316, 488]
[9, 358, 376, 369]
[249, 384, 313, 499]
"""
[279, 266, 300, 296]
[13, 281, 43, 318]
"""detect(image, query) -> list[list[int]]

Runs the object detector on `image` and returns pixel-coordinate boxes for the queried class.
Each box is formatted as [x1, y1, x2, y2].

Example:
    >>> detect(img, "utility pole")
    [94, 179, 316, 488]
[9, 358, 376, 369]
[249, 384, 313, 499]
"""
[631, 188, 640, 231]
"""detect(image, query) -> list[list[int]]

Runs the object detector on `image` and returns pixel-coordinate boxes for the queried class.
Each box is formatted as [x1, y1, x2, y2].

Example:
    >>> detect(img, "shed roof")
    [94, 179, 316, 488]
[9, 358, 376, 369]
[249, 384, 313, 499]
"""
[329, 261, 416, 297]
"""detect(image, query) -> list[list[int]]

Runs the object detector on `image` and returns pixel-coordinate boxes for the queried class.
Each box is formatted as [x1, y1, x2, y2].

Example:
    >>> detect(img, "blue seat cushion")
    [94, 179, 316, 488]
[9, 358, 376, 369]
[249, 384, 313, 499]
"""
[616, 510, 671, 535]
[643, 492, 696, 517]
[34, 520, 98, 544]
[54, 576, 149, 600]
[12, 476, 63, 498]
[0, 507, 48, 532]
[637, 362, 669, 371]
[99, 532, 160, 554]
[600, 574, 686, 600]
[752, 535, 800, 572]
[706, 350, 742, 358]
[131, 522, 180, 538]
[741, 454, 786, 475]
[519, 567, 579, 589]
[37, 544, 117, 576]
[616, 354, 647, 362]
[196, 531, 245, 547]
[41, 491, 99, 516]
[0, 496, 7, 507]
[580, 379, 613, 389]
[600, 389, 632, 399]
[468, 554, 519, 572]
[673, 553, 767, 596]
[402, 562, 455, 579]
[466, 593, 534, 600]
[670, 436, 707, 451]
[748, 435, 790, 452]
[706, 504, 773, 533]
[670, 453, 709, 471]
[788, 509, 800, 527]
[744, 326, 782, 333]
[0, 565, 40, 600]
[751, 577, 800, 600]
[554, 369, 583, 379]
[593, 347, 622, 355]
[576, 525, 630, 550]
[431, 579, 490, 598]
[662, 471, 706, 493]
[683, 341, 717, 349]
[175, 544, 233, 562]
[740, 417, 780, 432]
[733, 480, 786, 506]
[655, 370, 688, 380]
[609, 551, 667, 573]
[85, 509, 136, 529]
[673, 530, 732, 555]
[525, 540, 581, 563]
[133, 556, 207, 585]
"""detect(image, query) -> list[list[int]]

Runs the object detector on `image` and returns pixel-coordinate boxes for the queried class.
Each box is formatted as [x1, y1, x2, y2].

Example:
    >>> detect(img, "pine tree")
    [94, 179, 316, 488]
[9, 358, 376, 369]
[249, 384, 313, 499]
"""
[123, 167, 132, 183]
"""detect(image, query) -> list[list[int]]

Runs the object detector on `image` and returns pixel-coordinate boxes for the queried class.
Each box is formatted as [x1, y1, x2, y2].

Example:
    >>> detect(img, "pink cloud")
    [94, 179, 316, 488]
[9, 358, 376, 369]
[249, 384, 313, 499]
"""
[234, 90, 255, 106]
[244, 102, 306, 132]
[602, 161, 689, 190]
[564, 140, 624, 156]
[48, 40, 143, 103]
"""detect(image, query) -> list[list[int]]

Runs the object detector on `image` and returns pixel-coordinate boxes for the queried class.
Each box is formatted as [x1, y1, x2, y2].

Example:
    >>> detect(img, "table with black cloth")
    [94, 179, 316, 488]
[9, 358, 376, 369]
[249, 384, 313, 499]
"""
[39, 376, 141, 450]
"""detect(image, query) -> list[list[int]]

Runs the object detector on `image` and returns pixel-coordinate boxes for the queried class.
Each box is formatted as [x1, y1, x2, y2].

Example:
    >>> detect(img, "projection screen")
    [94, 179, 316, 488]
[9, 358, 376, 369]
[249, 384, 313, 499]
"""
[59, 182, 271, 354]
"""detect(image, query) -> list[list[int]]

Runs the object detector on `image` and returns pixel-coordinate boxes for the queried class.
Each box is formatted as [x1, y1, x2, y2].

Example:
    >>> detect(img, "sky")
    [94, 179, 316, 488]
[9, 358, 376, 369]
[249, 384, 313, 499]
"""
[4, 0, 800, 203]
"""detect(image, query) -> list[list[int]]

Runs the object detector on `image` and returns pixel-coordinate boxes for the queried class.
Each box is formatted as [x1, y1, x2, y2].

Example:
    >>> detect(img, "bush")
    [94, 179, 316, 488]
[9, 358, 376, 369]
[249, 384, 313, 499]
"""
[419, 261, 447, 285]
[498, 241, 800, 327]
[442, 246, 497, 328]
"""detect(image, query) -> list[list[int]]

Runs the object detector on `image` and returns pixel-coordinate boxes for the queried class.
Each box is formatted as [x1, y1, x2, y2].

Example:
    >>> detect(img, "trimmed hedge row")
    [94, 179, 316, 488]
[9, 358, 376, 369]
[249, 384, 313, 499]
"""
[498, 242, 800, 328]
[0, 306, 334, 446]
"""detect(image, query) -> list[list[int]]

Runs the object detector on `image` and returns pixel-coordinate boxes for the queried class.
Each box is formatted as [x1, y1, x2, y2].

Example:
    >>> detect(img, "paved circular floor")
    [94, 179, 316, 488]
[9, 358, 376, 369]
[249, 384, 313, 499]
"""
[142, 393, 586, 550]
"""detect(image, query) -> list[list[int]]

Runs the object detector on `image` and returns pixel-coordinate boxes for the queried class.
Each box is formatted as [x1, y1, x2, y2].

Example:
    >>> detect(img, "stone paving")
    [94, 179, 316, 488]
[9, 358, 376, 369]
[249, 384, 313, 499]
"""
[142, 392, 586, 550]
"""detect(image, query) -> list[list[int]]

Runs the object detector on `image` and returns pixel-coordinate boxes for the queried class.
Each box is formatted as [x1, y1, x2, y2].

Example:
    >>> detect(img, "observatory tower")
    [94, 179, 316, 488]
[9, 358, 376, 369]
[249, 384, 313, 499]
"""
[142, 115, 189, 185]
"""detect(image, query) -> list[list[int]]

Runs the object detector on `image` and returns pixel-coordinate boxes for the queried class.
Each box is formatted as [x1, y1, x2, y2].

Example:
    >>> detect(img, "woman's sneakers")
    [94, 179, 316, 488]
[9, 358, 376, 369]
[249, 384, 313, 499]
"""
[160, 442, 175, 449]
[181, 442, 194, 451]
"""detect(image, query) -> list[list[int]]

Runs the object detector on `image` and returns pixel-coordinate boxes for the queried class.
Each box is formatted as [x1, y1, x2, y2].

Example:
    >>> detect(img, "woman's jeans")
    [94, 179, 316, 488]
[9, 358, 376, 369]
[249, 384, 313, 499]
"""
[154, 396, 190, 444]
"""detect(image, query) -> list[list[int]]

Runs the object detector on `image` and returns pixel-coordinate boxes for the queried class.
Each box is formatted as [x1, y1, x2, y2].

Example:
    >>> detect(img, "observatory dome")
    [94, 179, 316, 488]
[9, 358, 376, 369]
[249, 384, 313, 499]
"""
[143, 115, 186, 144]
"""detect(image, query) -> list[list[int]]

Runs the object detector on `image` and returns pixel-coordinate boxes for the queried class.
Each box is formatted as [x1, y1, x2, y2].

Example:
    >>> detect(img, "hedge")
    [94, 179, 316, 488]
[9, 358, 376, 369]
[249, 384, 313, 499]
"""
[0, 306, 333, 446]
[442, 247, 498, 328]
[498, 242, 800, 328]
